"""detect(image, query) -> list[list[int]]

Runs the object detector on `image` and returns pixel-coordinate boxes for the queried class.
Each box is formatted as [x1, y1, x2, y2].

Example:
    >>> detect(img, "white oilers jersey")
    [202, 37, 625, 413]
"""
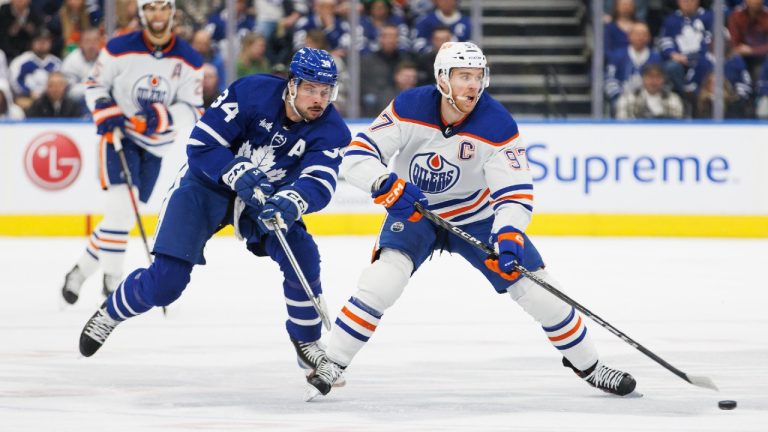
[342, 86, 534, 233]
[85, 31, 204, 157]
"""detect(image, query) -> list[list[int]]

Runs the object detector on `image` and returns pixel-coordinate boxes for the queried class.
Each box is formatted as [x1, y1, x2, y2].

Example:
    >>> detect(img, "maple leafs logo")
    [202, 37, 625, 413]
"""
[237, 140, 286, 182]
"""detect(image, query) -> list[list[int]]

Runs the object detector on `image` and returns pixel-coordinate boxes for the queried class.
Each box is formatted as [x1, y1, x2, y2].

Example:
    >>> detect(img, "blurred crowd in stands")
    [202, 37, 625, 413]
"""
[602, 0, 768, 119]
[1, 0, 766, 121]
[0, 0, 472, 120]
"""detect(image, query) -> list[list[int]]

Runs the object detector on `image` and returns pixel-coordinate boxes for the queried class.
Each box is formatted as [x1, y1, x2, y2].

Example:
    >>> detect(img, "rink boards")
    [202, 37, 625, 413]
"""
[1, 120, 767, 237]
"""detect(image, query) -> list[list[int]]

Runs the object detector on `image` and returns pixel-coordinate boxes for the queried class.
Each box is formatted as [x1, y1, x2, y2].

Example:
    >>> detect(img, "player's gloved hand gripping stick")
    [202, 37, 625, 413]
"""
[413, 201, 718, 392]
[229, 179, 332, 331]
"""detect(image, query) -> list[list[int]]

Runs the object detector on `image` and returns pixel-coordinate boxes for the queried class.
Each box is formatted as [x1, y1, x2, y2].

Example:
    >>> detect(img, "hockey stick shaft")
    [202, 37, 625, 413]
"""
[414, 202, 717, 391]
[112, 130, 166, 316]
[270, 220, 332, 331]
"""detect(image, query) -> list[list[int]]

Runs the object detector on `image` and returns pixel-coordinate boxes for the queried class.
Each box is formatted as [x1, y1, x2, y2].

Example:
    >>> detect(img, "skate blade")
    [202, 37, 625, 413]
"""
[303, 383, 323, 402]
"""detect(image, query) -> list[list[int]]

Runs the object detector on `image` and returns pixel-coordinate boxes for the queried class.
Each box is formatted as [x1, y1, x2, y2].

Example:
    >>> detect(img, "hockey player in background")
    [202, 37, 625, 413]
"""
[305, 42, 637, 400]
[60, 0, 204, 304]
[78, 46, 351, 377]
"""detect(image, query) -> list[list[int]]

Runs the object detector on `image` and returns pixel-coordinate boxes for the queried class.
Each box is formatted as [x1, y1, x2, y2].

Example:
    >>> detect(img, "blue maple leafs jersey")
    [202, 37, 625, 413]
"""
[186, 74, 351, 213]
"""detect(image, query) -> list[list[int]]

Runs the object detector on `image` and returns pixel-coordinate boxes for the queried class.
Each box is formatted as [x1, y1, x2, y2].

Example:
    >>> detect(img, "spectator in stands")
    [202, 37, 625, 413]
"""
[606, 22, 663, 112]
[688, 38, 754, 116]
[0, 0, 46, 61]
[360, 0, 410, 53]
[360, 23, 412, 116]
[48, 0, 99, 57]
[236, 32, 271, 78]
[659, 0, 713, 95]
[190, 29, 226, 90]
[115, 0, 141, 36]
[255, 0, 307, 42]
[616, 63, 684, 119]
[25, 70, 81, 117]
[172, 8, 196, 41]
[60, 27, 100, 104]
[757, 60, 768, 117]
[201, 62, 220, 107]
[293, 0, 350, 56]
[727, 0, 768, 74]
[0, 78, 25, 120]
[412, 0, 471, 54]
[416, 25, 451, 86]
[207, 0, 256, 43]
[604, 0, 650, 22]
[263, 0, 308, 65]
[605, 0, 639, 57]
[9, 29, 61, 111]
[392, 59, 418, 91]
[695, 70, 742, 117]
[177, 0, 223, 30]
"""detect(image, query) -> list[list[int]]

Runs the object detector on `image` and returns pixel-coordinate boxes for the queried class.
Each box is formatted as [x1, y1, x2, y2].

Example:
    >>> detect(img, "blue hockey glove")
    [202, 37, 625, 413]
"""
[220, 157, 275, 210]
[372, 172, 428, 222]
[257, 189, 308, 233]
[93, 98, 127, 136]
[484, 226, 525, 281]
[131, 102, 173, 136]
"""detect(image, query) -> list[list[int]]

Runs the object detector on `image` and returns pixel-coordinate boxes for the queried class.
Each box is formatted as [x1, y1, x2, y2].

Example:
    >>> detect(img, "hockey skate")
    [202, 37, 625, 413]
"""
[102, 274, 121, 298]
[304, 358, 346, 401]
[291, 338, 347, 387]
[79, 302, 121, 357]
[61, 265, 86, 305]
[563, 357, 637, 396]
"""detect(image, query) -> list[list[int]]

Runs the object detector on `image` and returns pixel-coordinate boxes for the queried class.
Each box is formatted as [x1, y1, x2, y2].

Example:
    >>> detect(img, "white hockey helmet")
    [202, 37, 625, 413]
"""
[433, 41, 490, 102]
[137, 0, 176, 29]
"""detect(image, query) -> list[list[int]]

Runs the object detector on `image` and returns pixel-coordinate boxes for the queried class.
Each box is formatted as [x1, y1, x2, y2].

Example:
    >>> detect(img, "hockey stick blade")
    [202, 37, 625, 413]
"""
[413, 202, 719, 392]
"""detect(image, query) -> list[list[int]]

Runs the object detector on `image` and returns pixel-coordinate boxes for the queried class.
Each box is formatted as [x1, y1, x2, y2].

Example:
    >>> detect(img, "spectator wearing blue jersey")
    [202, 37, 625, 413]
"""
[658, 0, 713, 95]
[360, 0, 410, 53]
[756, 58, 768, 117]
[206, 0, 255, 44]
[604, 0, 638, 58]
[78, 48, 353, 385]
[190, 29, 227, 91]
[360, 24, 413, 116]
[8, 29, 61, 111]
[293, 0, 350, 56]
[415, 24, 452, 86]
[606, 22, 663, 113]
[412, 0, 471, 54]
[689, 44, 754, 117]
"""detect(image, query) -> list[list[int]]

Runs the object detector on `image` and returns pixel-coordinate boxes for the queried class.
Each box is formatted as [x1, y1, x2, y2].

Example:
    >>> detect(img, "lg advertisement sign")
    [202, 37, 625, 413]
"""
[23, 133, 82, 191]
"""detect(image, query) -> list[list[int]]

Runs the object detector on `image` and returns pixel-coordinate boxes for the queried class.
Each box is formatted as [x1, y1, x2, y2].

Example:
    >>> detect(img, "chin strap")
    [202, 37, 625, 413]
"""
[284, 79, 310, 123]
[437, 75, 469, 116]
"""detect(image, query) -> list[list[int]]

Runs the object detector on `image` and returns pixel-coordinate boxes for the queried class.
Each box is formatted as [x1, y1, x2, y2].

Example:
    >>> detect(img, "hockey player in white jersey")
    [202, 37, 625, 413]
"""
[60, 0, 204, 304]
[305, 42, 637, 400]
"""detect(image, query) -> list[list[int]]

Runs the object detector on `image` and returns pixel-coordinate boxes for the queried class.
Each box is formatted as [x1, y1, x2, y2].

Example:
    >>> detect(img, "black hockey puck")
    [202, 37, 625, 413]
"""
[718, 400, 737, 410]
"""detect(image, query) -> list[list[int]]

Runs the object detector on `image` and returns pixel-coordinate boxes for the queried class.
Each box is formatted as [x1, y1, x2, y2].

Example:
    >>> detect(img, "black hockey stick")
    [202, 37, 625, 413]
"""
[414, 202, 718, 391]
[112, 129, 166, 316]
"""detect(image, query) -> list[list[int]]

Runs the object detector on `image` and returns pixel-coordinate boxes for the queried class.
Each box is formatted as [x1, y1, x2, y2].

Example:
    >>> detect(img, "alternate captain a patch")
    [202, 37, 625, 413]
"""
[409, 152, 460, 194]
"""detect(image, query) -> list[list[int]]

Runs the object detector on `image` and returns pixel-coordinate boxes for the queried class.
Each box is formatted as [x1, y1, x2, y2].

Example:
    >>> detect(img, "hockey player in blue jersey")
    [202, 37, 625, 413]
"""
[61, 0, 204, 304]
[77, 47, 352, 377]
[305, 42, 637, 400]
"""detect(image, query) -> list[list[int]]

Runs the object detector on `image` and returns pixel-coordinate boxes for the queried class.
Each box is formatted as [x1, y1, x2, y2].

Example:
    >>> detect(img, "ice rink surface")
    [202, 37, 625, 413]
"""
[1, 235, 766, 431]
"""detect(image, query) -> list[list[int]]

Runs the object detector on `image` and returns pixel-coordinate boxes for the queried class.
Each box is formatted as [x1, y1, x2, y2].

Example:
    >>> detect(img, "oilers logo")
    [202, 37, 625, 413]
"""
[131, 74, 170, 108]
[409, 152, 460, 194]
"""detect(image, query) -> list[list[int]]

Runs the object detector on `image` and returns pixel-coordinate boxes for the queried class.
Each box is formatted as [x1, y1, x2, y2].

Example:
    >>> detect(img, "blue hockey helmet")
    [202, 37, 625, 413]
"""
[289, 48, 339, 88]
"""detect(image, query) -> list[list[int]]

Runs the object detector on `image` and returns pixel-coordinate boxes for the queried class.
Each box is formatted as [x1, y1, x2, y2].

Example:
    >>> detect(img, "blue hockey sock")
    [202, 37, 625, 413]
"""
[105, 268, 153, 321]
[284, 277, 322, 342]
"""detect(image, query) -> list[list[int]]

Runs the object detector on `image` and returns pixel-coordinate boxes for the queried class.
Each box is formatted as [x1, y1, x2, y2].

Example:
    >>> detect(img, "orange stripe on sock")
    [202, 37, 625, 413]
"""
[548, 315, 582, 342]
[341, 306, 377, 331]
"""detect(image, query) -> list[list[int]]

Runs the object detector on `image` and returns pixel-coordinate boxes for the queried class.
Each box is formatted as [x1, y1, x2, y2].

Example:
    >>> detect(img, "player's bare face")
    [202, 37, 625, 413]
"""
[293, 80, 332, 121]
[448, 68, 484, 112]
[143, 3, 173, 37]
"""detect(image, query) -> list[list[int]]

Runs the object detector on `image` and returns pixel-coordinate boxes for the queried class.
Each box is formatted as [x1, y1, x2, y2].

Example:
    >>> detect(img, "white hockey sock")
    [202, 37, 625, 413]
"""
[508, 269, 598, 371]
[326, 296, 383, 366]
[94, 185, 138, 277]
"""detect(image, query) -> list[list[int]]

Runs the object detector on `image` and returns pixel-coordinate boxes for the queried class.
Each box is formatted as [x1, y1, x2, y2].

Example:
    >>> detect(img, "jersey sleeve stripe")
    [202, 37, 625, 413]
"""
[493, 200, 533, 213]
[188, 138, 206, 146]
[429, 189, 483, 211]
[356, 132, 383, 158]
[299, 174, 335, 196]
[491, 183, 534, 199]
[346, 149, 379, 158]
[301, 165, 338, 181]
[491, 193, 534, 204]
[195, 120, 230, 147]
[451, 201, 491, 223]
